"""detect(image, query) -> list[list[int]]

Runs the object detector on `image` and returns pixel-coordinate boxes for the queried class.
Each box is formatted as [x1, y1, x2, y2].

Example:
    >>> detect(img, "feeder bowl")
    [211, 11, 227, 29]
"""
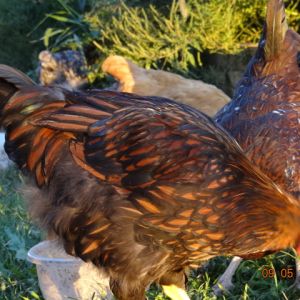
[27, 240, 113, 300]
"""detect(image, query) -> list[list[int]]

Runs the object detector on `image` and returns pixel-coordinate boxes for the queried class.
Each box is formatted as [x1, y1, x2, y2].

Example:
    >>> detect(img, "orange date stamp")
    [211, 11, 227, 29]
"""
[261, 266, 295, 279]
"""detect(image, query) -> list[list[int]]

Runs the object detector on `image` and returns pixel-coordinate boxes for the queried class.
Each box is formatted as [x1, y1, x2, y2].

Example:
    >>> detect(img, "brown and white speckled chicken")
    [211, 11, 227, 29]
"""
[38, 50, 88, 89]
[214, 0, 300, 293]
[1, 63, 300, 299]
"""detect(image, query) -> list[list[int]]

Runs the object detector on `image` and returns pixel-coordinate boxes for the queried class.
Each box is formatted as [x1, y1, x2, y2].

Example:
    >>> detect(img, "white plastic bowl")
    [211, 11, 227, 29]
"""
[0, 132, 10, 169]
[27, 240, 113, 300]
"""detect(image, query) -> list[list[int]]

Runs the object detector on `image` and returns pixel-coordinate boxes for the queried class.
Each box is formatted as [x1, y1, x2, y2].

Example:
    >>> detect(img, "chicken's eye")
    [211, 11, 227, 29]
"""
[297, 52, 300, 68]
[46, 67, 55, 72]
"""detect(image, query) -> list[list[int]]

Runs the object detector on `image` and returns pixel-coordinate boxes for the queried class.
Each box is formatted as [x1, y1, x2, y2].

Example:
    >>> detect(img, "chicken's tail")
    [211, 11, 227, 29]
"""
[0, 64, 36, 112]
[102, 55, 138, 92]
[265, 0, 288, 60]
[0, 65, 68, 186]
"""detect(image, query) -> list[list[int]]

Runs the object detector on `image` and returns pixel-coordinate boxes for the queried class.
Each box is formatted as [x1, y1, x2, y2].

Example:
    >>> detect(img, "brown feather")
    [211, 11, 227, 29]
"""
[265, 0, 288, 60]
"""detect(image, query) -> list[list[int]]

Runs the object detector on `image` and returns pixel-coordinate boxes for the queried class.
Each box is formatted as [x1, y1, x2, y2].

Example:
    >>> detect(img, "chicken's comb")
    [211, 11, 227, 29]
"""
[265, 0, 288, 61]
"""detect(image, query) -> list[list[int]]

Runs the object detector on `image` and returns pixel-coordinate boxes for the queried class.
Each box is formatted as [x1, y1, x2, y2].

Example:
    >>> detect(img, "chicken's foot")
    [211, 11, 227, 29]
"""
[212, 256, 243, 296]
[288, 251, 300, 290]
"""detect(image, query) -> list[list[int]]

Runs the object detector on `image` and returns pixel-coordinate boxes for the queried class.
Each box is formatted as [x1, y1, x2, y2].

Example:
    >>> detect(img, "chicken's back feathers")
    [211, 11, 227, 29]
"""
[215, 0, 300, 197]
[1, 83, 300, 256]
[1, 64, 300, 297]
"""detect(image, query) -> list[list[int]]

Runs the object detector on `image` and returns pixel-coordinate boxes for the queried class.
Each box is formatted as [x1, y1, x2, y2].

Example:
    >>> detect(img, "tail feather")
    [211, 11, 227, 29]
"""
[0, 64, 35, 88]
[265, 0, 288, 60]
[0, 65, 67, 184]
[0, 64, 36, 113]
[2, 89, 67, 185]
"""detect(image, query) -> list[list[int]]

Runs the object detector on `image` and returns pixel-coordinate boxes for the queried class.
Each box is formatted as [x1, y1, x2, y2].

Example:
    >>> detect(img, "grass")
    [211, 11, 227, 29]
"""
[0, 167, 41, 300]
[1, 166, 300, 299]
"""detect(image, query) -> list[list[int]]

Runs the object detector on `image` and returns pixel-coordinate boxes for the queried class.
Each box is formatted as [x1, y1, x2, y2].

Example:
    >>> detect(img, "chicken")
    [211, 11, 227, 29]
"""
[214, 0, 300, 293]
[102, 55, 230, 117]
[38, 50, 88, 89]
[1, 65, 300, 300]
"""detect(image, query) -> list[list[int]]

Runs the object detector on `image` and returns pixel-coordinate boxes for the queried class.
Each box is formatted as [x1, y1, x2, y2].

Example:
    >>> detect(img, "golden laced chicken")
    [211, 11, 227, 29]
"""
[102, 55, 230, 117]
[1, 66, 300, 300]
[214, 0, 300, 294]
[0, 50, 88, 171]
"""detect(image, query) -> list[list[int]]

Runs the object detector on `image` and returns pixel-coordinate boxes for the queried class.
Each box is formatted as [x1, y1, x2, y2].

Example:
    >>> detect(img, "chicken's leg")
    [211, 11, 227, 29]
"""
[212, 256, 243, 295]
[289, 250, 300, 289]
[294, 258, 300, 288]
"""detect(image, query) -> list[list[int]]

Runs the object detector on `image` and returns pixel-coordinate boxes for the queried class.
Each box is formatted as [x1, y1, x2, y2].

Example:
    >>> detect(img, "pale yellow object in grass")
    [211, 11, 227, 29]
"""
[102, 55, 230, 117]
[162, 284, 190, 300]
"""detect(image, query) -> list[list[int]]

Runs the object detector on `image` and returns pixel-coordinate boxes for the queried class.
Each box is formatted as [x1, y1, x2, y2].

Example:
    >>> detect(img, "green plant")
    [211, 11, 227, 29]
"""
[0, 167, 42, 299]
[39, 0, 299, 88]
[0, 0, 68, 72]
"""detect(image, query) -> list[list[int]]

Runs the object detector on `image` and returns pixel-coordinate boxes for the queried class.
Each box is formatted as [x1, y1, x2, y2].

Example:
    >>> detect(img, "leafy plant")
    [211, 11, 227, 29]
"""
[38, 0, 300, 88]
[0, 0, 68, 71]
[0, 167, 41, 299]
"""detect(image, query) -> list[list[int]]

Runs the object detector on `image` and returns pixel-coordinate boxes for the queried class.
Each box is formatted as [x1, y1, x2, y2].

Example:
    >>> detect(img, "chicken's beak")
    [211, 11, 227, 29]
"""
[264, 0, 288, 61]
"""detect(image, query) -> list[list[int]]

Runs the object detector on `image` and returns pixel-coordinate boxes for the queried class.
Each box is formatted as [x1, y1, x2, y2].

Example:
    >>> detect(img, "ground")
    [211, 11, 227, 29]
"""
[1, 167, 300, 300]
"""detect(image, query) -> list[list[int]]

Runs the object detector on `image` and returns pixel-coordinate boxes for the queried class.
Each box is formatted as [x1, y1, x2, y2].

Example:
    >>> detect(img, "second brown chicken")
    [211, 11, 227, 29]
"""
[214, 0, 300, 293]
